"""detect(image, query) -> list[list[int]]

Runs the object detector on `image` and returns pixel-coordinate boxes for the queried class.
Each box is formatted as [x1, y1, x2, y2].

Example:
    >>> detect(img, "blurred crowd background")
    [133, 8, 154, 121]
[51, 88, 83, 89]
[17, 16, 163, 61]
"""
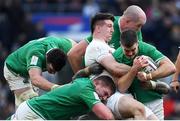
[0, 0, 180, 119]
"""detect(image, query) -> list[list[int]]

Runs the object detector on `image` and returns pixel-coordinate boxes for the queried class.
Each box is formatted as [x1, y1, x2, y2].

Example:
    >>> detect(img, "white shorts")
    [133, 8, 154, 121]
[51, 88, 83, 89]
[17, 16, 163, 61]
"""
[144, 98, 164, 120]
[106, 91, 154, 119]
[11, 101, 43, 120]
[4, 64, 31, 90]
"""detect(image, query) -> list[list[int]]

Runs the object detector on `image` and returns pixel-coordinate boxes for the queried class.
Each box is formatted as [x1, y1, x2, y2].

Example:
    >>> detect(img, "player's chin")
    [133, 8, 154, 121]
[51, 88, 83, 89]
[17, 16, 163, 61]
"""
[108, 35, 112, 40]
[127, 55, 135, 59]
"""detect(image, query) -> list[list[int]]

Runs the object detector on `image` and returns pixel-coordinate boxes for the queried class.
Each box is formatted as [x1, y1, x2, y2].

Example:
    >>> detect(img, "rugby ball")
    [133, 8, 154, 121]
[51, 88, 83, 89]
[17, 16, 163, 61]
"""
[142, 56, 158, 73]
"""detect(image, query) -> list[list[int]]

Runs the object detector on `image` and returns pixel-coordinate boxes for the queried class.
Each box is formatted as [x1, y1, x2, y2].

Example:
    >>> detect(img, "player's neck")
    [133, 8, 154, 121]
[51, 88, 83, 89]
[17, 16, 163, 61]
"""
[93, 34, 107, 43]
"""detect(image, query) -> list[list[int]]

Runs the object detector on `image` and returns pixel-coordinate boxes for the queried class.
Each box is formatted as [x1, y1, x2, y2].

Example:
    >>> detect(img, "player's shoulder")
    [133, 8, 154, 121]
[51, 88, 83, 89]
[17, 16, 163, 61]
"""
[73, 78, 93, 89]
[139, 41, 156, 51]
[89, 40, 108, 48]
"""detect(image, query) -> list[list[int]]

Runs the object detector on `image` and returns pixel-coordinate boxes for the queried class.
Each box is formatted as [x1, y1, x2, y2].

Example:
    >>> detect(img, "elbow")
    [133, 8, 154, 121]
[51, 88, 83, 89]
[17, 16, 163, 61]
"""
[172, 66, 176, 73]
[118, 87, 127, 93]
[168, 64, 176, 74]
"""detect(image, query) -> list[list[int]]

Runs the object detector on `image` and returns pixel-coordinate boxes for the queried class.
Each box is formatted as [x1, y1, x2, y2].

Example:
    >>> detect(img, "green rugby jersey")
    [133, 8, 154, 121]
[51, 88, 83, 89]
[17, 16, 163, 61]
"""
[113, 41, 165, 103]
[5, 36, 73, 77]
[27, 78, 101, 120]
[85, 16, 143, 49]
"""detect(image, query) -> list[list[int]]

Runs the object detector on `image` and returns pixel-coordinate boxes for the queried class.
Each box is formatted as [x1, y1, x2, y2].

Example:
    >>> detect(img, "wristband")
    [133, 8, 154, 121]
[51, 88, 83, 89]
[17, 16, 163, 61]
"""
[146, 73, 152, 80]
[150, 80, 156, 89]
[51, 84, 59, 90]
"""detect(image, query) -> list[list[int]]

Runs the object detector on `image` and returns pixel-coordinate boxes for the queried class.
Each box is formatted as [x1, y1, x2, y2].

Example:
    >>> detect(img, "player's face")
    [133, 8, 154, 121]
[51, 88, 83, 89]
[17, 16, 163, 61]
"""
[122, 43, 138, 59]
[100, 20, 114, 42]
[95, 84, 113, 101]
[47, 63, 56, 74]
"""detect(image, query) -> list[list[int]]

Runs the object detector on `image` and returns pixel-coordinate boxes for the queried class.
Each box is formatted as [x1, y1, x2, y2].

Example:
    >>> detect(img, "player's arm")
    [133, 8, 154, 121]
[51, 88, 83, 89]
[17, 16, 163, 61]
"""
[72, 63, 104, 80]
[92, 102, 115, 120]
[171, 51, 180, 92]
[98, 54, 131, 77]
[67, 40, 88, 73]
[148, 57, 176, 81]
[29, 68, 58, 91]
[117, 56, 149, 92]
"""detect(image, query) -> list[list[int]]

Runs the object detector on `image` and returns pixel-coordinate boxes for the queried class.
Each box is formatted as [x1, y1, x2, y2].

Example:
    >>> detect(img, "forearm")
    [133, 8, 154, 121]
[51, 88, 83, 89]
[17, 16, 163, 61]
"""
[151, 58, 176, 80]
[72, 63, 104, 80]
[31, 75, 56, 91]
[172, 70, 180, 81]
[104, 63, 130, 77]
[92, 103, 115, 120]
[72, 67, 90, 80]
[95, 109, 114, 120]
[67, 40, 88, 73]
[99, 55, 131, 77]
[172, 53, 180, 81]
[118, 67, 137, 93]
[68, 55, 84, 73]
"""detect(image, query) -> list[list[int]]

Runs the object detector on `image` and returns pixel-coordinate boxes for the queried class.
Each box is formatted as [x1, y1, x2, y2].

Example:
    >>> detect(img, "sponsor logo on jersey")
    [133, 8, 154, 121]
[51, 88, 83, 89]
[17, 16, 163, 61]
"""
[93, 92, 100, 100]
[30, 56, 39, 65]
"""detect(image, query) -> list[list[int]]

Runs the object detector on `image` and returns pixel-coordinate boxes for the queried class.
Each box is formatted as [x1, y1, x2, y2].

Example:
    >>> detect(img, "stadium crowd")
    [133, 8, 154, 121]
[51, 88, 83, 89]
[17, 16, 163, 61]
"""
[0, 0, 180, 119]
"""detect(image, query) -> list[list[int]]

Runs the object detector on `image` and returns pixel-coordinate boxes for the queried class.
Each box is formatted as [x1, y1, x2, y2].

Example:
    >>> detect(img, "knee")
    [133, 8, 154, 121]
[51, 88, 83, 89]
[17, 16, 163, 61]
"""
[118, 96, 146, 119]
[132, 102, 145, 116]
[123, 96, 146, 119]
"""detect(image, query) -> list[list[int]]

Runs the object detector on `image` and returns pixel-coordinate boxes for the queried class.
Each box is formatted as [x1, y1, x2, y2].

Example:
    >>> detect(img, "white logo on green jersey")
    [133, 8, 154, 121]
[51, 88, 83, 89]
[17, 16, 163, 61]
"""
[30, 56, 39, 65]
[93, 92, 100, 100]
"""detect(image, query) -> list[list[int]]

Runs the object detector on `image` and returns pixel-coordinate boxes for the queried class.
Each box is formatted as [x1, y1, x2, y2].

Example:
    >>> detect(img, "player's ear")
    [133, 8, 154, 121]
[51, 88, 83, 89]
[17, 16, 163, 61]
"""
[126, 19, 130, 24]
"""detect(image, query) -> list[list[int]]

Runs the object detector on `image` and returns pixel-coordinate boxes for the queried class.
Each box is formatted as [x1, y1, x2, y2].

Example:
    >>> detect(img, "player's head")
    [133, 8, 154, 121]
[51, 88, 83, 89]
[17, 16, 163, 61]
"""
[46, 48, 67, 74]
[91, 12, 114, 42]
[120, 30, 138, 59]
[93, 74, 116, 101]
[121, 5, 146, 32]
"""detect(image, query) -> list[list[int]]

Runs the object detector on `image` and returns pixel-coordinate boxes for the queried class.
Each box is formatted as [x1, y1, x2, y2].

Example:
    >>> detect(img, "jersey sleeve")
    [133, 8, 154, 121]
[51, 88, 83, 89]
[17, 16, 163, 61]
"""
[79, 87, 101, 110]
[95, 45, 112, 63]
[142, 43, 165, 63]
[26, 51, 44, 71]
[85, 41, 113, 66]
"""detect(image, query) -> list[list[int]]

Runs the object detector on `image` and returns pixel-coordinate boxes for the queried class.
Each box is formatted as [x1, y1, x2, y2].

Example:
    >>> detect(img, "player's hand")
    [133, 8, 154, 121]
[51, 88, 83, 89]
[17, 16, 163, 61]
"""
[170, 81, 180, 93]
[132, 56, 149, 72]
[88, 63, 104, 75]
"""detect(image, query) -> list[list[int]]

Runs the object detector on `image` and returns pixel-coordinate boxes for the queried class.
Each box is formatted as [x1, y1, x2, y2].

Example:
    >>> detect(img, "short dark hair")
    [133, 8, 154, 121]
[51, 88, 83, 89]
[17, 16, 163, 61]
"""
[121, 30, 138, 47]
[90, 12, 115, 33]
[95, 76, 116, 94]
[46, 48, 67, 71]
